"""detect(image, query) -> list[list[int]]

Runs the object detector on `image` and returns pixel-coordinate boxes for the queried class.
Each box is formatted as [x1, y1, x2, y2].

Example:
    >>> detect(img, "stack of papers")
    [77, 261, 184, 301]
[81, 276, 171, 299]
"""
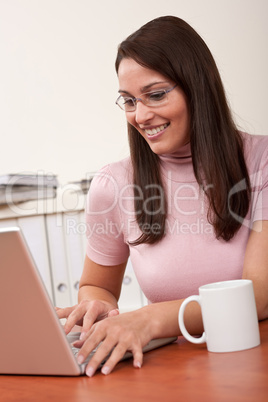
[0, 173, 58, 205]
[68, 177, 94, 194]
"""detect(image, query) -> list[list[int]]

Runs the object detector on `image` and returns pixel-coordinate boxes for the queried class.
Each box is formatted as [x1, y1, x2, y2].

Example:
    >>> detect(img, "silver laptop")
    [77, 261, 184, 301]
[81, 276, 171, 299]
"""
[0, 227, 176, 376]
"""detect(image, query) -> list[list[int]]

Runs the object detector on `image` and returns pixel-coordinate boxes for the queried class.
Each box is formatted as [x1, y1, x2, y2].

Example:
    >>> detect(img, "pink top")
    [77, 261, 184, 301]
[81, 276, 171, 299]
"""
[86, 132, 268, 303]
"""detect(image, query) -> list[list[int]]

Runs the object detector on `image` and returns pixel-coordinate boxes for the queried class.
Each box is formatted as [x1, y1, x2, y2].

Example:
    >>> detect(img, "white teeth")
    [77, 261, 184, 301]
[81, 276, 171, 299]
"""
[145, 123, 168, 136]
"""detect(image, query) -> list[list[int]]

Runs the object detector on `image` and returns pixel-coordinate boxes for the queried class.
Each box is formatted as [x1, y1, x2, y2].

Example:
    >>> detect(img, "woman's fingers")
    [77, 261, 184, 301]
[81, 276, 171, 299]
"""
[79, 300, 114, 339]
[132, 348, 143, 369]
[55, 305, 77, 319]
[86, 339, 120, 377]
[56, 305, 84, 333]
[100, 342, 143, 376]
[56, 300, 116, 335]
[59, 306, 150, 377]
[80, 339, 135, 377]
[63, 303, 90, 334]
[76, 314, 147, 377]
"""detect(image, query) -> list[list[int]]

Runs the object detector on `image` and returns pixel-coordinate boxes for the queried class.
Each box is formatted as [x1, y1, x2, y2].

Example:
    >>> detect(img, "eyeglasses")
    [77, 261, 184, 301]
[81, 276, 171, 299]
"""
[115, 84, 177, 112]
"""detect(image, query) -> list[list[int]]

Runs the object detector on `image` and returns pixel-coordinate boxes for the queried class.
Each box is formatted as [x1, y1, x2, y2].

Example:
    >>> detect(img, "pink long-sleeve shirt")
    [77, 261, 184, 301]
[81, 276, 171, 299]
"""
[85, 132, 268, 303]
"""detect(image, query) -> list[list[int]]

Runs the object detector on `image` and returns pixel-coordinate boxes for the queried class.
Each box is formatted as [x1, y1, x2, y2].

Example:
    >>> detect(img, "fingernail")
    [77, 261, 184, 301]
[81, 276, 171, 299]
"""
[79, 332, 86, 341]
[77, 355, 84, 365]
[86, 366, 95, 377]
[108, 309, 120, 317]
[135, 361, 142, 369]
[101, 366, 110, 375]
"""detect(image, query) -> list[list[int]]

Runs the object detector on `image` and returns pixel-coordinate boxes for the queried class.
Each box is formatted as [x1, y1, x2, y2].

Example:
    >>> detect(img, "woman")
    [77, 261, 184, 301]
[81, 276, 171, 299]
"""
[57, 16, 268, 377]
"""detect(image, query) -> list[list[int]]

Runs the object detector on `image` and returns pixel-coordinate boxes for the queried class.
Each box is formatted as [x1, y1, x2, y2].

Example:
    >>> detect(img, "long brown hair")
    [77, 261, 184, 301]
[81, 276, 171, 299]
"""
[115, 16, 251, 244]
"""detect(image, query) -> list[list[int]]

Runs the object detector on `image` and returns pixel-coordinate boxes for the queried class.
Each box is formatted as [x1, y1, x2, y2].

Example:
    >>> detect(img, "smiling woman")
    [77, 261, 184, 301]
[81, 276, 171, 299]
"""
[115, 16, 251, 245]
[117, 59, 190, 155]
[56, 16, 268, 378]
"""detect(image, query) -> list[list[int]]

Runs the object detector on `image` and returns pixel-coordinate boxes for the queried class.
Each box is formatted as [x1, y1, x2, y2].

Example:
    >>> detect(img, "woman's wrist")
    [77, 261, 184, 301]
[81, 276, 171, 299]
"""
[78, 285, 119, 309]
[138, 299, 204, 339]
[137, 301, 182, 339]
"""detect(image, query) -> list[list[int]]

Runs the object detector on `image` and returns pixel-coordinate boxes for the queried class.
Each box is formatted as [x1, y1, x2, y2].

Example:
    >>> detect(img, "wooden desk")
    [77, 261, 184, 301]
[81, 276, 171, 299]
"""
[1, 319, 267, 402]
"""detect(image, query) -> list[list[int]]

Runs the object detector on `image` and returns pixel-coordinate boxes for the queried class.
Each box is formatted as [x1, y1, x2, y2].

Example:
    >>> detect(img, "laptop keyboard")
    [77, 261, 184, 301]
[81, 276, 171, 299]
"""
[67, 332, 99, 367]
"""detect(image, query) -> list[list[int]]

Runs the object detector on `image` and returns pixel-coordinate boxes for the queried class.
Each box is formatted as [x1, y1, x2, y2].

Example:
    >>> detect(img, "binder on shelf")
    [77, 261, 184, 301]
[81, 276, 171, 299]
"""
[63, 213, 85, 305]
[118, 259, 146, 312]
[45, 214, 72, 307]
[78, 210, 87, 257]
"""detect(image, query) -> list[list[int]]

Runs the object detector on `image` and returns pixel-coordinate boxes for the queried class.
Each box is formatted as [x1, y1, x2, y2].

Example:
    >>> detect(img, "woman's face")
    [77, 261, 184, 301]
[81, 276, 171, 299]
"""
[117, 58, 190, 155]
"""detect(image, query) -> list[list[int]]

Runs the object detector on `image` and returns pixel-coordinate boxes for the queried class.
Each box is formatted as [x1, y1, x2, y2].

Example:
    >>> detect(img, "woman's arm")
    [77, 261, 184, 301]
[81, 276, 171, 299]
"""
[242, 220, 268, 320]
[58, 222, 268, 377]
[57, 253, 204, 377]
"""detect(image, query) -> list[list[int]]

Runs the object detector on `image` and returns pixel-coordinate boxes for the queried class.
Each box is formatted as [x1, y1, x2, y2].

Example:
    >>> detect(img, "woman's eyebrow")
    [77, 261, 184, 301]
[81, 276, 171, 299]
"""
[141, 81, 169, 92]
[118, 89, 132, 95]
[118, 81, 170, 95]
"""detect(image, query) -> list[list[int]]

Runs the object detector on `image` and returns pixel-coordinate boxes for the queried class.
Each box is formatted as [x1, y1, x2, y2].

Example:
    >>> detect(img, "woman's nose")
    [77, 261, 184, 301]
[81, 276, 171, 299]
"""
[134, 100, 155, 125]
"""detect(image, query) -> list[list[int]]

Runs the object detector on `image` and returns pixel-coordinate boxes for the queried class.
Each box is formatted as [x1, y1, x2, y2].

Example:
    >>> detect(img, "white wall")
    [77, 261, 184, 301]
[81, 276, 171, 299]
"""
[0, 0, 267, 185]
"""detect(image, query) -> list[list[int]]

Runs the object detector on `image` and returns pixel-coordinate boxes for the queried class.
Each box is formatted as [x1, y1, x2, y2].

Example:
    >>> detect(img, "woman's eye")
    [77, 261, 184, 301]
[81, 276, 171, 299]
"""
[149, 91, 166, 101]
[124, 98, 134, 105]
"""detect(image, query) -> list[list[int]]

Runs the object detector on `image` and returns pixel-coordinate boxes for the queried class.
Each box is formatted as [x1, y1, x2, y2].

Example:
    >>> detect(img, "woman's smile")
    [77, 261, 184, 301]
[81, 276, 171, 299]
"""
[143, 123, 169, 137]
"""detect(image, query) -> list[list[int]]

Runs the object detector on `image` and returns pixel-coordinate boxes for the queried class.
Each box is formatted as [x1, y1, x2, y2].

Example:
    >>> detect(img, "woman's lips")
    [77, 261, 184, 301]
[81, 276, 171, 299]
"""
[144, 123, 169, 139]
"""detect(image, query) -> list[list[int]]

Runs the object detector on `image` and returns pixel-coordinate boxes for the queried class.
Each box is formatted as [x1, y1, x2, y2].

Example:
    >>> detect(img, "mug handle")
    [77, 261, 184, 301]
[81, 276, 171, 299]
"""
[178, 295, 206, 344]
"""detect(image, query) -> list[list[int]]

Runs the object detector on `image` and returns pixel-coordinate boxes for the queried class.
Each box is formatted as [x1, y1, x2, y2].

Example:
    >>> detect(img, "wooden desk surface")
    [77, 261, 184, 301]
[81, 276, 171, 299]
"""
[1, 319, 267, 402]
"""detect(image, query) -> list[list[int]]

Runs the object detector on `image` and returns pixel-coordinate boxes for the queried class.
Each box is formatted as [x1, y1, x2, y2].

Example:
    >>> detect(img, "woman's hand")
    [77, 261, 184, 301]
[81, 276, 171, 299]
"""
[56, 257, 127, 336]
[55, 300, 120, 338]
[58, 299, 201, 377]
[74, 308, 153, 377]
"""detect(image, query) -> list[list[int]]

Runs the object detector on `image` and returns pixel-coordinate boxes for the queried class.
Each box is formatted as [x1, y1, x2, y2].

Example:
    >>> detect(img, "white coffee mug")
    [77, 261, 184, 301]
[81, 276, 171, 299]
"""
[178, 279, 260, 353]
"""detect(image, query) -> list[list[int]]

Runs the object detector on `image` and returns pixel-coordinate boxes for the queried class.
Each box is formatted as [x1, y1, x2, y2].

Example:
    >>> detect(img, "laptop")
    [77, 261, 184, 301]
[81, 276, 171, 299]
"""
[0, 227, 176, 376]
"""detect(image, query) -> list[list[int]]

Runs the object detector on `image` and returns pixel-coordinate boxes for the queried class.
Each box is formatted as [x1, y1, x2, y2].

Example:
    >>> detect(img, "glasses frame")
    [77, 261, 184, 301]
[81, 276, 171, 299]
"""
[115, 84, 177, 112]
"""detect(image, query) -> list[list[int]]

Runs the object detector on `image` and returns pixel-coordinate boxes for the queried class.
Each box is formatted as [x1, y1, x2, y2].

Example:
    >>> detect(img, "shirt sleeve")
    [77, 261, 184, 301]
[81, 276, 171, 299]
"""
[252, 154, 268, 222]
[85, 165, 130, 266]
[251, 138, 268, 222]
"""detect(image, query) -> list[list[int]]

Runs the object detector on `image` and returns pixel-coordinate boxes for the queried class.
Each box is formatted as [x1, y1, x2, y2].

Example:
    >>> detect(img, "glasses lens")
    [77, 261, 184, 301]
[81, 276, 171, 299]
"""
[117, 96, 135, 111]
[146, 90, 167, 106]
[116, 86, 176, 111]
